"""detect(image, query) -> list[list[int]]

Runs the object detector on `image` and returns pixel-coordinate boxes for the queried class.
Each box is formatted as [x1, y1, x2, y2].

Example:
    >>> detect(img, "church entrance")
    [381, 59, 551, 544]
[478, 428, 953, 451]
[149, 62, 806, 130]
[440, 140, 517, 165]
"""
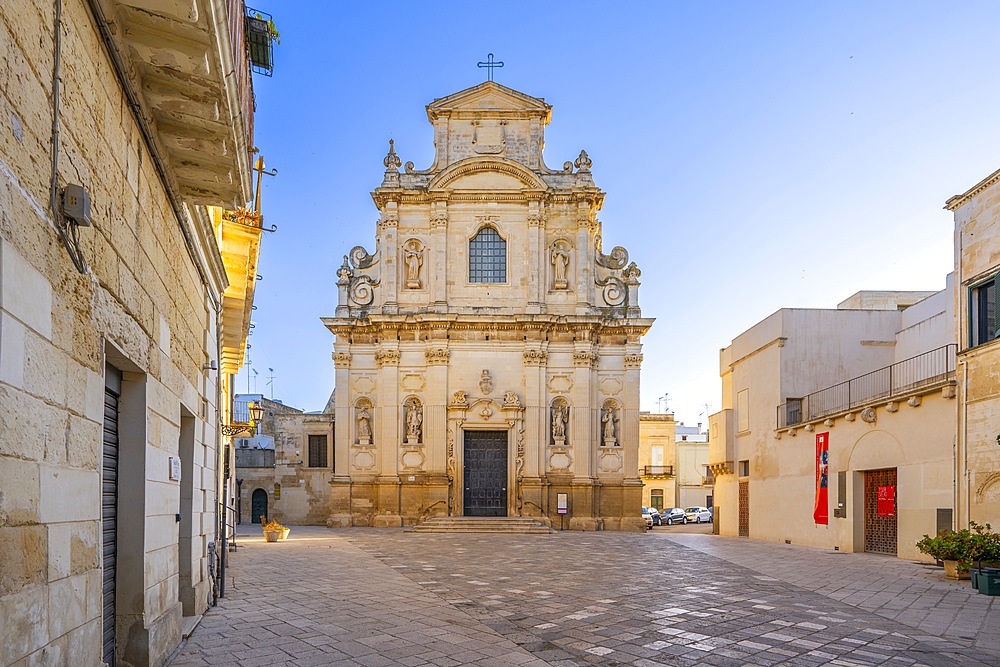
[463, 430, 508, 517]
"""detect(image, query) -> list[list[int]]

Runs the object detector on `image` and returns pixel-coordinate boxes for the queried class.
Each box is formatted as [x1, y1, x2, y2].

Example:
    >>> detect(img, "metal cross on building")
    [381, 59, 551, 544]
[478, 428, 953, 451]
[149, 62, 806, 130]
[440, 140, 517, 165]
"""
[477, 53, 504, 81]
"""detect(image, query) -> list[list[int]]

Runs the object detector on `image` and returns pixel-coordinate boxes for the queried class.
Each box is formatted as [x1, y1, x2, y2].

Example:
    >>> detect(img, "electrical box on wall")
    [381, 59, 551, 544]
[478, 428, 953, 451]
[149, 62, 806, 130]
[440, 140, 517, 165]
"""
[61, 184, 91, 226]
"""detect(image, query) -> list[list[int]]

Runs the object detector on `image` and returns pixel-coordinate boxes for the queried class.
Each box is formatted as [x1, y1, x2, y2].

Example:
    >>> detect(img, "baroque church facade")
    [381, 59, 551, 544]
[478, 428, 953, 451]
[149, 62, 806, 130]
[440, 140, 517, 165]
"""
[323, 82, 653, 530]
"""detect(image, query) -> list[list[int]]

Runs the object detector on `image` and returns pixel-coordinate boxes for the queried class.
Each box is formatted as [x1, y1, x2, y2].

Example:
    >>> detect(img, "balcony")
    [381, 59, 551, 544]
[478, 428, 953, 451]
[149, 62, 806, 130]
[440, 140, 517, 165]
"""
[93, 0, 259, 205]
[777, 344, 957, 428]
[642, 465, 674, 478]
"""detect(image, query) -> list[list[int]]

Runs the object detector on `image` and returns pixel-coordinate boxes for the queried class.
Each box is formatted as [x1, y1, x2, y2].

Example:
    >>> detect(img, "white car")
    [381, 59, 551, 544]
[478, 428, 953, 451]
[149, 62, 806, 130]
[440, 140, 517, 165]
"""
[641, 507, 654, 529]
[685, 506, 712, 523]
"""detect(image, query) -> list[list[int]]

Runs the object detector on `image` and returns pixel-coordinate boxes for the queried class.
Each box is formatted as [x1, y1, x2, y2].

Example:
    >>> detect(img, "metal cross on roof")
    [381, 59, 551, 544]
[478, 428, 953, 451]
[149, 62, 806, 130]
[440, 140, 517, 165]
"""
[477, 53, 504, 82]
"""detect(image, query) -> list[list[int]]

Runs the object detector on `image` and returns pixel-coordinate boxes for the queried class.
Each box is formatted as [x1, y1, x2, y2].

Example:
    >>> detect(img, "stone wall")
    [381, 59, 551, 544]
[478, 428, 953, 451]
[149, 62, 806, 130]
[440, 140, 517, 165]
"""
[949, 169, 1000, 528]
[0, 3, 225, 664]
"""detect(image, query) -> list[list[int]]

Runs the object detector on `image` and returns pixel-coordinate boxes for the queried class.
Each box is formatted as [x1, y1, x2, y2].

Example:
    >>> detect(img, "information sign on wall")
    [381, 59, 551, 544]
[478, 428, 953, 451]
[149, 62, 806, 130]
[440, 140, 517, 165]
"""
[877, 485, 895, 517]
[556, 493, 568, 514]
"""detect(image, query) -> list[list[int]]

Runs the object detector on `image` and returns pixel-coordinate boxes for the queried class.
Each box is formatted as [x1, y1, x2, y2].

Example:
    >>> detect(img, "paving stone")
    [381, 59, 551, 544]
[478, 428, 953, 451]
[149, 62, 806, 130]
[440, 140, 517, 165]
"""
[167, 526, 999, 667]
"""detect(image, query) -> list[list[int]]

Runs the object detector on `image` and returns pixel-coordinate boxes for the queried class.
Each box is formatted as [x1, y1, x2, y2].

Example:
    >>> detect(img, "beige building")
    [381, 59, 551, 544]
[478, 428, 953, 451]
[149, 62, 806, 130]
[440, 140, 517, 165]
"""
[710, 288, 957, 560]
[947, 169, 1000, 528]
[638, 414, 712, 511]
[1, 2, 267, 664]
[234, 394, 335, 527]
[322, 82, 654, 530]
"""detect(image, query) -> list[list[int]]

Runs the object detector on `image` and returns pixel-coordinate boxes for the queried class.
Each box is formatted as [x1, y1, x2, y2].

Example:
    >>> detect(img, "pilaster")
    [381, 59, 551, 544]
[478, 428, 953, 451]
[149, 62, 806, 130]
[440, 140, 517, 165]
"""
[430, 199, 448, 311]
[380, 204, 399, 314]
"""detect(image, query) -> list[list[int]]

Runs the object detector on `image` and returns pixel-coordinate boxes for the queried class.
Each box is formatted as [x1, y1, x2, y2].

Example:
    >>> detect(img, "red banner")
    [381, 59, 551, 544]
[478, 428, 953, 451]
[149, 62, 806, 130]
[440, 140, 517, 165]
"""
[877, 485, 895, 516]
[814, 432, 829, 525]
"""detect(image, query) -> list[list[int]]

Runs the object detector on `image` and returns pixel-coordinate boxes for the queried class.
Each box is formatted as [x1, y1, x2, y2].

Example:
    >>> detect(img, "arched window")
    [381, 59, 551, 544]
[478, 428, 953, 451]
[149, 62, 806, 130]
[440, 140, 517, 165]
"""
[469, 227, 506, 283]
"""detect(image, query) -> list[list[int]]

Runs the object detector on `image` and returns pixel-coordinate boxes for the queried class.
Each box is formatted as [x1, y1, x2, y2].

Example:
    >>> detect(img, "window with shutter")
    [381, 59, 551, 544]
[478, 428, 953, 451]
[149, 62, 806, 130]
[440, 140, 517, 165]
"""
[970, 273, 999, 347]
[308, 434, 328, 468]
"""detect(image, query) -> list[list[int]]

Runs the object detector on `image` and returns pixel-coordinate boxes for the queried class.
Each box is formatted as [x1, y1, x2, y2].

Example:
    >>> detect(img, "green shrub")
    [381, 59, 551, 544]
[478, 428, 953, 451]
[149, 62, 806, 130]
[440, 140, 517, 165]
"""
[916, 522, 1000, 571]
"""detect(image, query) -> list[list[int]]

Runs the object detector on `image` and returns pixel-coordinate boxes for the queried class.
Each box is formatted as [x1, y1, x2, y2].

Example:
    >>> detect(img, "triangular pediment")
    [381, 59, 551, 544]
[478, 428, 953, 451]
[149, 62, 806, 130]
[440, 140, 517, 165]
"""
[427, 81, 552, 122]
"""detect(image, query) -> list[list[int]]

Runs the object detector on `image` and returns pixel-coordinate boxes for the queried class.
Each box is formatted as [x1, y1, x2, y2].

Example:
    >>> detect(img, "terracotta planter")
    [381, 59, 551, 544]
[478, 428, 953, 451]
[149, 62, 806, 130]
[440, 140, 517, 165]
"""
[264, 530, 281, 542]
[943, 559, 970, 580]
[279, 528, 290, 540]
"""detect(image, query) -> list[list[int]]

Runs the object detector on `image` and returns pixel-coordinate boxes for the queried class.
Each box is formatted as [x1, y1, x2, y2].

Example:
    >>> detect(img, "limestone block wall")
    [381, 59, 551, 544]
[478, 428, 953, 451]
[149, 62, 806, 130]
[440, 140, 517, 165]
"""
[1, 3, 222, 664]
[950, 171, 1000, 527]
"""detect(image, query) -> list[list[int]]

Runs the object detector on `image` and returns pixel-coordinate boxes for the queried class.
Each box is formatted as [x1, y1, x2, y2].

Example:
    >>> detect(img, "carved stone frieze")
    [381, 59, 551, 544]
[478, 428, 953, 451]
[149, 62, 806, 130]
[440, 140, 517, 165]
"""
[479, 369, 494, 394]
[623, 353, 643, 369]
[573, 350, 599, 367]
[503, 391, 521, 408]
[523, 349, 548, 366]
[860, 407, 877, 423]
[375, 349, 400, 366]
[332, 352, 352, 368]
[451, 390, 468, 406]
[425, 348, 450, 365]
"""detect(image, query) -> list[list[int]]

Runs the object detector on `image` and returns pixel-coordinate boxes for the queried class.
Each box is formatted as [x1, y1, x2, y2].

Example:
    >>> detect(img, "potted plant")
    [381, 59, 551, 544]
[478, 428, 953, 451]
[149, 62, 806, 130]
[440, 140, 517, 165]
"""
[260, 516, 289, 542]
[916, 529, 968, 579]
[916, 522, 1000, 581]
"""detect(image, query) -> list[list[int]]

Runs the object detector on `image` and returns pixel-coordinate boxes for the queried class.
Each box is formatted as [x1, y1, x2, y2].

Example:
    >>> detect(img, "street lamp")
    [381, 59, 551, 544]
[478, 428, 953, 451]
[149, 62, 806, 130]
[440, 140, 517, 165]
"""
[221, 400, 264, 437]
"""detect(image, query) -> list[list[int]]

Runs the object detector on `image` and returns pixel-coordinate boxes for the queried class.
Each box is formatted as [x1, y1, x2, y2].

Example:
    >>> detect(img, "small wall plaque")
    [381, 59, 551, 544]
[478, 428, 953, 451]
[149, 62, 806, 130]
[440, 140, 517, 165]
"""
[169, 457, 181, 481]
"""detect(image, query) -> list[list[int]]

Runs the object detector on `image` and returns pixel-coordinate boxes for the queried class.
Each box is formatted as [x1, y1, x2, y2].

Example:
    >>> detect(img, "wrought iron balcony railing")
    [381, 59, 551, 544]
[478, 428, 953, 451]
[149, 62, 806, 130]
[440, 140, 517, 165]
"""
[642, 465, 674, 477]
[777, 344, 956, 428]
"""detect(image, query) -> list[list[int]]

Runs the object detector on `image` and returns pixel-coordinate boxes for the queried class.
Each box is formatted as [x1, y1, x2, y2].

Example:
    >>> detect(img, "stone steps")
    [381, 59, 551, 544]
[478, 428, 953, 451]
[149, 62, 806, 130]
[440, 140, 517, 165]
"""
[411, 516, 554, 534]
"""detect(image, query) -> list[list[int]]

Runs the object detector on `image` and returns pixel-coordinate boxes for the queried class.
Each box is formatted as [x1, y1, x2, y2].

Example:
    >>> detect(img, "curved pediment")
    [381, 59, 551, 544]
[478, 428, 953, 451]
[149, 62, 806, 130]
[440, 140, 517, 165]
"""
[428, 157, 548, 193]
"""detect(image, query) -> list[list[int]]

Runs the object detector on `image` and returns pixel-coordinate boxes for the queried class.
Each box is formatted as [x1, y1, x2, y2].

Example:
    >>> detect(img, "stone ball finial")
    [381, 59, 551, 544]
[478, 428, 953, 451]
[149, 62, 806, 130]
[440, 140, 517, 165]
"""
[383, 139, 402, 171]
[574, 149, 592, 172]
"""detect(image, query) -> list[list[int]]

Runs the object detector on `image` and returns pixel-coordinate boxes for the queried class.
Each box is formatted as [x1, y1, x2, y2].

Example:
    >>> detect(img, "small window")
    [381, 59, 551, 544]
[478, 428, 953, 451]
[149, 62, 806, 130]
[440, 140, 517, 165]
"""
[738, 459, 750, 477]
[469, 226, 506, 283]
[307, 434, 328, 468]
[650, 490, 664, 511]
[785, 398, 802, 426]
[970, 273, 998, 348]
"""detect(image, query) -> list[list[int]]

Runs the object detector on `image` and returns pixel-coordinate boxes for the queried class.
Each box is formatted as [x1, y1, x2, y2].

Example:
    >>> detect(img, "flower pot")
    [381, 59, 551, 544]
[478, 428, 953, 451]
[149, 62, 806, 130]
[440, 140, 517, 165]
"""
[943, 560, 971, 580]
[279, 528, 290, 540]
[264, 530, 281, 542]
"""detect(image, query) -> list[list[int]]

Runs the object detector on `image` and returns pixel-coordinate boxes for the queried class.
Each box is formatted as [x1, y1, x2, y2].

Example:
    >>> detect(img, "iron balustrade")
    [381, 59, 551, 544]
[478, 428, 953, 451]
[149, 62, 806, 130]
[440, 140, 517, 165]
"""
[777, 344, 956, 428]
[642, 465, 674, 476]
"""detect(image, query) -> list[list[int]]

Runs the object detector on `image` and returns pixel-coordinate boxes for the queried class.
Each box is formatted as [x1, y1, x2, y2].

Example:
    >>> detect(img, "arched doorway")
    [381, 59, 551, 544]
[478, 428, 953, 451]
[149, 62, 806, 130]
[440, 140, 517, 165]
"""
[251, 489, 268, 524]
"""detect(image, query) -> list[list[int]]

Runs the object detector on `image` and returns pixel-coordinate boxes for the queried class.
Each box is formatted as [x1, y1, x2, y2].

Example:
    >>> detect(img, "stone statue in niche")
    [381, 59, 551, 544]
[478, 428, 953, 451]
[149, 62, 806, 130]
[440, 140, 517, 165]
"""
[357, 406, 372, 445]
[551, 403, 567, 446]
[405, 401, 423, 443]
[602, 406, 618, 446]
[551, 247, 569, 289]
[403, 240, 423, 289]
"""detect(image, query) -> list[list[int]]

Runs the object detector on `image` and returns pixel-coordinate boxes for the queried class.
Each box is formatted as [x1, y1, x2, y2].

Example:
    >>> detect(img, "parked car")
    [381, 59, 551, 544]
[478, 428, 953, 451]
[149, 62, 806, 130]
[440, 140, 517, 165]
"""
[661, 507, 687, 525]
[685, 506, 713, 523]
[641, 507, 654, 529]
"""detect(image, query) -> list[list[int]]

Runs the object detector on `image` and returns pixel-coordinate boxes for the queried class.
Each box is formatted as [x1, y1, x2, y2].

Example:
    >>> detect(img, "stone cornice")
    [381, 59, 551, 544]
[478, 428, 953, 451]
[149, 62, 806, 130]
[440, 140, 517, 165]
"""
[322, 314, 654, 339]
[945, 166, 1000, 211]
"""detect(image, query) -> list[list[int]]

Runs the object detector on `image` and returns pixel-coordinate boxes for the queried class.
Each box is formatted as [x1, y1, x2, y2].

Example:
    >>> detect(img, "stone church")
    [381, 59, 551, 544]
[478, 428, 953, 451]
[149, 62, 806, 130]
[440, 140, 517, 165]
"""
[322, 82, 653, 530]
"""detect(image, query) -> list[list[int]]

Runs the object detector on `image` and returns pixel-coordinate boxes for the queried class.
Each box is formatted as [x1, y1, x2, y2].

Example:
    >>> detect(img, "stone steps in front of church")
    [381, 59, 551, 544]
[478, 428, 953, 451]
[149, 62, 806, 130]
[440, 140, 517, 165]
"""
[410, 516, 554, 534]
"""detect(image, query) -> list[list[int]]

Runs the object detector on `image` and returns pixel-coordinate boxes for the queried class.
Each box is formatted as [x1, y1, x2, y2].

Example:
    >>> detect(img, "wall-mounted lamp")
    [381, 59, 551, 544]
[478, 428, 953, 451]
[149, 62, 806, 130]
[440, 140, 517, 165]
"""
[203, 360, 218, 371]
[221, 400, 265, 437]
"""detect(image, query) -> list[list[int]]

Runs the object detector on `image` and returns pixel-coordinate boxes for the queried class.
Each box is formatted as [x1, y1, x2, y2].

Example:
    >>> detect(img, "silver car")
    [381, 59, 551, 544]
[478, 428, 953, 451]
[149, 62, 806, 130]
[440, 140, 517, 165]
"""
[685, 506, 713, 523]
[641, 507, 654, 529]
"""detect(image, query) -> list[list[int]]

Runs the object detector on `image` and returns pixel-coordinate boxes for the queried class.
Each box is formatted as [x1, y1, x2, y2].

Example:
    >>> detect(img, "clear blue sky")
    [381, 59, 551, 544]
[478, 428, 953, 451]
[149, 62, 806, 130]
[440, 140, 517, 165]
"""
[239, 1, 1000, 425]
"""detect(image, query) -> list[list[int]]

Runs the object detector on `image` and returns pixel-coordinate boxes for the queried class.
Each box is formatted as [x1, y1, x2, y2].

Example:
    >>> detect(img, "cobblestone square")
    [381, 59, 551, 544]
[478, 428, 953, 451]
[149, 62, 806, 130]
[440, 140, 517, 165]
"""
[168, 527, 1000, 667]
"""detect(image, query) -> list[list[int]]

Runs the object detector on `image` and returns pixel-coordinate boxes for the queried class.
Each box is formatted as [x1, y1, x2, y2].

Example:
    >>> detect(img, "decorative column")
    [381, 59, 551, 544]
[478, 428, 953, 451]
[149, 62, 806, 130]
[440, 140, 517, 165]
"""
[380, 206, 400, 314]
[522, 345, 547, 519]
[328, 349, 353, 527]
[430, 198, 449, 312]
[622, 350, 644, 482]
[575, 199, 593, 315]
[570, 340, 599, 529]
[374, 345, 401, 526]
[424, 344, 450, 514]
[526, 201, 543, 314]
